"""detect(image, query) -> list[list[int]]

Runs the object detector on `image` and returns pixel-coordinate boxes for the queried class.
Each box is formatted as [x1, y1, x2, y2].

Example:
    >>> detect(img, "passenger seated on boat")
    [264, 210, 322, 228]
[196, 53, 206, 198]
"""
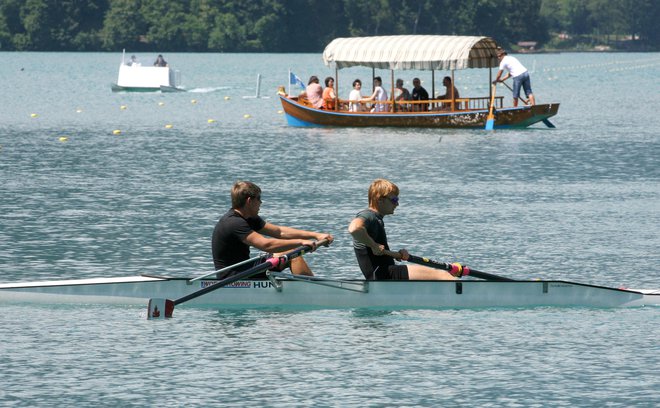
[126, 55, 139, 66]
[348, 179, 458, 281]
[361, 76, 389, 112]
[212, 181, 334, 280]
[411, 78, 429, 111]
[153, 54, 168, 67]
[393, 78, 411, 111]
[305, 76, 324, 109]
[348, 79, 363, 112]
[437, 76, 460, 110]
[321, 77, 336, 110]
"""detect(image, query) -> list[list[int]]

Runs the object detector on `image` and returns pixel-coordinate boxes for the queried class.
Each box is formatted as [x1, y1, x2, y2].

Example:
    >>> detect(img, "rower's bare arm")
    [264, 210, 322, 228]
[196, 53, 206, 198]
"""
[244, 231, 308, 253]
[348, 218, 384, 255]
[262, 223, 333, 244]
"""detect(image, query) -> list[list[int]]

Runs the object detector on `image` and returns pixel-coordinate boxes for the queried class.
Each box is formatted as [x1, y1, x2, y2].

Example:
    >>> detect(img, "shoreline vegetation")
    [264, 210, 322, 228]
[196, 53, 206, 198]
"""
[0, 0, 658, 53]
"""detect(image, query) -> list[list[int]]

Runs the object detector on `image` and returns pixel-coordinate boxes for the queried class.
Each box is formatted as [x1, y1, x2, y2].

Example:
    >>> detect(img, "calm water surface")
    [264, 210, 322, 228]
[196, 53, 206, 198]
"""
[1, 52, 659, 407]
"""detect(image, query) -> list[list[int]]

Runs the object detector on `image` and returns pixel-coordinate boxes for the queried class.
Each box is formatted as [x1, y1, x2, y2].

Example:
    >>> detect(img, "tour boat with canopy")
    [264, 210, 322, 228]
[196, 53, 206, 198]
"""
[279, 35, 559, 129]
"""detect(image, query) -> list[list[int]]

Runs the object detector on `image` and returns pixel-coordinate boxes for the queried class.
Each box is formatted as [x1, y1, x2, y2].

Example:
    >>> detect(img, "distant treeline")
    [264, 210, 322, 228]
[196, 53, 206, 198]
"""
[0, 0, 658, 52]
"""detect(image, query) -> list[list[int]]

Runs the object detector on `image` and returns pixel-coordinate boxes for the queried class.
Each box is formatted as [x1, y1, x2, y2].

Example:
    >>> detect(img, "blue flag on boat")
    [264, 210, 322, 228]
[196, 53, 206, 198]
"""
[289, 71, 306, 91]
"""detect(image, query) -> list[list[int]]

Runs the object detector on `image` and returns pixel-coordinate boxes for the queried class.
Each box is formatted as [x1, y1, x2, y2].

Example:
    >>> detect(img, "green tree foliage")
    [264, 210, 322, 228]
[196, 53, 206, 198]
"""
[0, 0, 657, 51]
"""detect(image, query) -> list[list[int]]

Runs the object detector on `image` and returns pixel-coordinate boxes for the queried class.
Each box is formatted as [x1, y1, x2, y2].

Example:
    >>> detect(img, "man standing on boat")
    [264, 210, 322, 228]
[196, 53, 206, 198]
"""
[212, 181, 333, 279]
[348, 179, 457, 281]
[493, 49, 535, 107]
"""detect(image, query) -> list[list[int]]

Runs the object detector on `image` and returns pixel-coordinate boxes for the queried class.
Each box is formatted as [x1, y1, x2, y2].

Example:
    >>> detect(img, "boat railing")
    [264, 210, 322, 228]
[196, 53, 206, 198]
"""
[318, 96, 504, 113]
[267, 271, 369, 293]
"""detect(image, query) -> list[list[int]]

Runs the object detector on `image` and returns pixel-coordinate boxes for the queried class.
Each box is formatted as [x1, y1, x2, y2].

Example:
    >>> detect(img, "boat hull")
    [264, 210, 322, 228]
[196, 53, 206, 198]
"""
[0, 276, 657, 309]
[280, 95, 559, 129]
[111, 63, 184, 92]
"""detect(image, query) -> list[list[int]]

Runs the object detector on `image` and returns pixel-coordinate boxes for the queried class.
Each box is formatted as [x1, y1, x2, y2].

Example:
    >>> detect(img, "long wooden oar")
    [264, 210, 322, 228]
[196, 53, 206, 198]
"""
[501, 81, 529, 105]
[485, 84, 497, 130]
[147, 239, 330, 319]
[385, 249, 513, 281]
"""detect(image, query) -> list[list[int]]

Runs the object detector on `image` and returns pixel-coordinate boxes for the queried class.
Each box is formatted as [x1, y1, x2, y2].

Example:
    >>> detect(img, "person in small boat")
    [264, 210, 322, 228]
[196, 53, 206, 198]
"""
[393, 78, 411, 111]
[493, 49, 535, 107]
[321, 77, 336, 110]
[127, 55, 139, 66]
[348, 79, 363, 112]
[153, 54, 168, 67]
[305, 75, 324, 109]
[212, 181, 333, 280]
[437, 76, 460, 110]
[361, 76, 389, 112]
[348, 179, 457, 281]
[410, 78, 429, 111]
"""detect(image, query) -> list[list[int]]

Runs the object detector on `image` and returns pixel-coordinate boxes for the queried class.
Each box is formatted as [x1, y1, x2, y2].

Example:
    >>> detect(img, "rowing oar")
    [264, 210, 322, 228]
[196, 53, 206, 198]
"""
[405, 254, 514, 281]
[500, 81, 555, 128]
[485, 83, 497, 130]
[188, 254, 264, 282]
[147, 239, 330, 319]
[501, 81, 529, 105]
[385, 250, 513, 281]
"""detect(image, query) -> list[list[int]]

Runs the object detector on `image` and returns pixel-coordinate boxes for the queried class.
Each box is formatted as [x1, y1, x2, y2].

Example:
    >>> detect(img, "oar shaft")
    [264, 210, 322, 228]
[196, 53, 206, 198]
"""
[189, 254, 264, 282]
[174, 239, 329, 306]
[501, 81, 529, 104]
[173, 259, 277, 305]
[406, 254, 514, 281]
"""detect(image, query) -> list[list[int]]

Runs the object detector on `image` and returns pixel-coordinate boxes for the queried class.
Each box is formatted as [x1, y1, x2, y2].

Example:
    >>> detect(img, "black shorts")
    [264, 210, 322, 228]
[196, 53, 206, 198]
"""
[216, 254, 276, 280]
[375, 264, 409, 280]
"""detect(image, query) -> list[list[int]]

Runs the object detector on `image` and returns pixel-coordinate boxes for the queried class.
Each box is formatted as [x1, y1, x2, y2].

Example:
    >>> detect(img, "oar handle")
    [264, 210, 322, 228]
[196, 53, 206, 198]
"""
[405, 254, 515, 282]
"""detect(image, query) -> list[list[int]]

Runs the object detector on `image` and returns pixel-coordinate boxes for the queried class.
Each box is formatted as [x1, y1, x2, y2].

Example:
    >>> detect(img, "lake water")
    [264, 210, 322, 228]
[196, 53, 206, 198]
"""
[1, 51, 659, 407]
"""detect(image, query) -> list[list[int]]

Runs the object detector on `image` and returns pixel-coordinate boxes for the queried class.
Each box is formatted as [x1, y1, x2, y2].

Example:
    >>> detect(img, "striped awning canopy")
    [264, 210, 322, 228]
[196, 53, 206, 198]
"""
[322, 35, 500, 70]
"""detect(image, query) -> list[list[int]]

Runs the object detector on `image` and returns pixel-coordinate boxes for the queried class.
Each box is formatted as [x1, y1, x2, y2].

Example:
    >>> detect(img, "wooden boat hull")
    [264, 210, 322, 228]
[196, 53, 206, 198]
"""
[280, 95, 559, 129]
[1, 275, 657, 309]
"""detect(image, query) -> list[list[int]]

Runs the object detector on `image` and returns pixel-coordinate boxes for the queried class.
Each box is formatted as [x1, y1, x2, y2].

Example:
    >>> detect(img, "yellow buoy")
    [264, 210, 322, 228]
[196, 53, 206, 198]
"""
[224, 96, 231, 100]
[191, 99, 197, 104]
[165, 124, 173, 129]
[113, 130, 121, 135]
[31, 113, 38, 118]
[76, 109, 83, 113]
[244, 114, 251, 119]
[120, 105, 127, 110]
[277, 110, 283, 114]
[158, 102, 165, 106]
[207, 119, 216, 123]
[59, 137, 68, 142]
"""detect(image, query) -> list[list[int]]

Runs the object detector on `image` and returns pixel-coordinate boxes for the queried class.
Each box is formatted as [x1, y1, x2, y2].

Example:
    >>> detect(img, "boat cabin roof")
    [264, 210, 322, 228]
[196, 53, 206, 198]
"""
[322, 35, 500, 71]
